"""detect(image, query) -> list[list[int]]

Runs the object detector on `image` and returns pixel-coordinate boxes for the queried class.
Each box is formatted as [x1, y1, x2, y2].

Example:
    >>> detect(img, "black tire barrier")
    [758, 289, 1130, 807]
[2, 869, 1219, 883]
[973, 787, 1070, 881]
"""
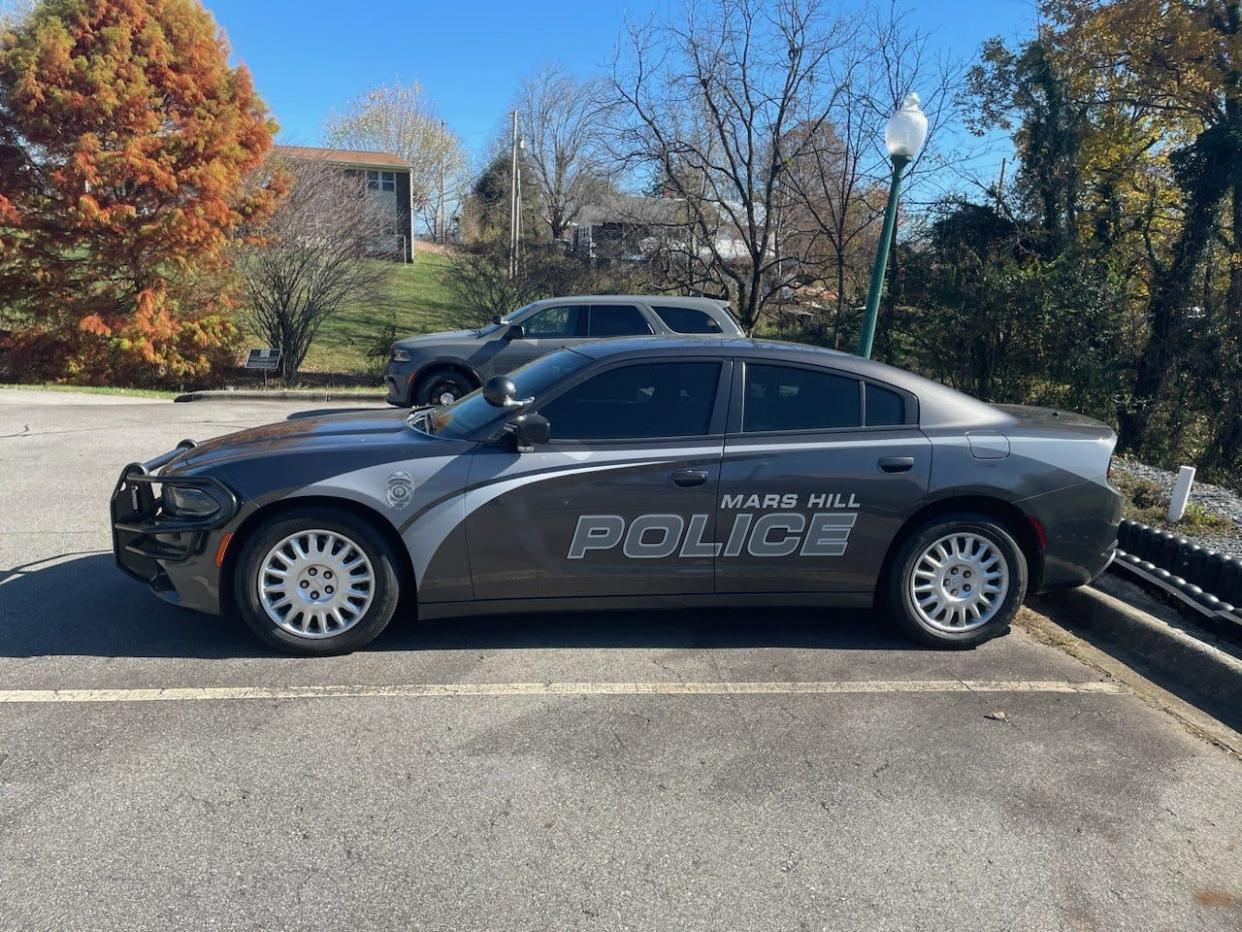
[1113, 519, 1241, 624]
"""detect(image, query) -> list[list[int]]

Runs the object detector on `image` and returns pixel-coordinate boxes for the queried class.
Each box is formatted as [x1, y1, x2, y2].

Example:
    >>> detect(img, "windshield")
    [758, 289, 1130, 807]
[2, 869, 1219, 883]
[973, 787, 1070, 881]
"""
[419, 349, 592, 440]
[499, 302, 538, 324]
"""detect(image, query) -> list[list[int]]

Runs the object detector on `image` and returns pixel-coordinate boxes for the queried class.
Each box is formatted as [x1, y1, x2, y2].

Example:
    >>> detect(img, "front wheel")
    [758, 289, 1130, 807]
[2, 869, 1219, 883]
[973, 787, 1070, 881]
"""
[233, 507, 403, 655]
[416, 368, 473, 406]
[885, 513, 1027, 649]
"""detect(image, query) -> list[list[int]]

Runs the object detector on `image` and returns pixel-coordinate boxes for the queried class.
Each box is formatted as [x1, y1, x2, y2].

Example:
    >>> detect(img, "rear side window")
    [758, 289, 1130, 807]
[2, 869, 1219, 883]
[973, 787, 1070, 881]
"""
[540, 361, 721, 440]
[743, 364, 861, 432]
[586, 305, 653, 337]
[524, 305, 587, 338]
[865, 383, 907, 426]
[652, 305, 724, 334]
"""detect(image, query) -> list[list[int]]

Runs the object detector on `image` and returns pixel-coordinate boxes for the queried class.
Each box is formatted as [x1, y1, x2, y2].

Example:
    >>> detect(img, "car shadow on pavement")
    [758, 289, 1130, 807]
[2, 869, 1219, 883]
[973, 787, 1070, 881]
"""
[1, 553, 917, 659]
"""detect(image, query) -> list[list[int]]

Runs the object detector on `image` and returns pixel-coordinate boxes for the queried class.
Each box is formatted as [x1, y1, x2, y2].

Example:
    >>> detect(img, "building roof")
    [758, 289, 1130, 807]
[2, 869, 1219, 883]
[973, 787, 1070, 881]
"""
[272, 145, 411, 171]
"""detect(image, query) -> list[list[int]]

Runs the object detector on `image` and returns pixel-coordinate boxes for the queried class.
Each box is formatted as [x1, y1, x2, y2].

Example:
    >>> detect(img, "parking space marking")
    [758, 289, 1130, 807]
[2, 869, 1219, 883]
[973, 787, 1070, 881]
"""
[0, 679, 1125, 704]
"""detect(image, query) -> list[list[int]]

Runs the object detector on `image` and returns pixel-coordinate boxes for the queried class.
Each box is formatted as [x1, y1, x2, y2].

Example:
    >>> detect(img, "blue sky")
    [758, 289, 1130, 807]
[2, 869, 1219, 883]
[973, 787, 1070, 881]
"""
[205, 0, 1038, 178]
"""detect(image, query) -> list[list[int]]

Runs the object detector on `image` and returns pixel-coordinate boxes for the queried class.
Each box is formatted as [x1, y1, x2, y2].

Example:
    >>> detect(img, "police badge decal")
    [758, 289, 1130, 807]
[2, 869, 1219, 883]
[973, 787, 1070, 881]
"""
[385, 471, 415, 509]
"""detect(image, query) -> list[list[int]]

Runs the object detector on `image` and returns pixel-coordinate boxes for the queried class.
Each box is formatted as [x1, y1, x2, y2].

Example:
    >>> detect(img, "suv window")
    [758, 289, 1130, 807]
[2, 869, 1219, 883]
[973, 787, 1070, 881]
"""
[524, 306, 586, 338]
[540, 362, 721, 440]
[587, 304, 653, 337]
[743, 363, 861, 432]
[652, 305, 724, 334]
[865, 382, 907, 426]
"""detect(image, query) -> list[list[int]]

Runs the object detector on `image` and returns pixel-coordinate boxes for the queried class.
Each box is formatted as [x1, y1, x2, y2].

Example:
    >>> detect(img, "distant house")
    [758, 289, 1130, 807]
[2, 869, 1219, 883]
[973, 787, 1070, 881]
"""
[571, 194, 749, 265]
[273, 145, 415, 262]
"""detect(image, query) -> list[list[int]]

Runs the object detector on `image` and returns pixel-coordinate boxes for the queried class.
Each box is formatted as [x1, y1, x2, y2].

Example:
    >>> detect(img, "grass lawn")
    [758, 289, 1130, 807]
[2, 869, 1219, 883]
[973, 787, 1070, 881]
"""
[299, 250, 466, 377]
[0, 383, 178, 400]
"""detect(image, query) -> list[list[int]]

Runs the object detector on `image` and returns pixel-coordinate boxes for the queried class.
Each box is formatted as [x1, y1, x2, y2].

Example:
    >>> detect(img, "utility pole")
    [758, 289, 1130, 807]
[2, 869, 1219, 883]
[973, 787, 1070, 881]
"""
[508, 109, 519, 279]
[437, 119, 447, 245]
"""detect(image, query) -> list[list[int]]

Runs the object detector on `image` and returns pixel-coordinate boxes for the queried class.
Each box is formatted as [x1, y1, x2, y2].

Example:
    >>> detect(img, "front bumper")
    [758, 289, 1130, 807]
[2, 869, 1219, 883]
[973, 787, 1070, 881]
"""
[110, 441, 240, 609]
[383, 361, 416, 406]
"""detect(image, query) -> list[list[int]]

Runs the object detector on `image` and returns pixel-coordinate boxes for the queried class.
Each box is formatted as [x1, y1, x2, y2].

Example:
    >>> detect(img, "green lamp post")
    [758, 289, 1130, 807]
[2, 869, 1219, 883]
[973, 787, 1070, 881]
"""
[857, 92, 928, 359]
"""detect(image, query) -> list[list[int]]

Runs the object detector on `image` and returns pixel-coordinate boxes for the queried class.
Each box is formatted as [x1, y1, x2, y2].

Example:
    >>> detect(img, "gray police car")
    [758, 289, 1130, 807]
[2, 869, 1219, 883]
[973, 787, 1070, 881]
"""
[113, 337, 1121, 655]
[383, 295, 742, 407]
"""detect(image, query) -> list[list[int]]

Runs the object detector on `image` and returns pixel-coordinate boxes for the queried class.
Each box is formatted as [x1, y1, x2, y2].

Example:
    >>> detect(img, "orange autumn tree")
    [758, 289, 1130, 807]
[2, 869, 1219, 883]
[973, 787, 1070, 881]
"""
[0, 0, 278, 384]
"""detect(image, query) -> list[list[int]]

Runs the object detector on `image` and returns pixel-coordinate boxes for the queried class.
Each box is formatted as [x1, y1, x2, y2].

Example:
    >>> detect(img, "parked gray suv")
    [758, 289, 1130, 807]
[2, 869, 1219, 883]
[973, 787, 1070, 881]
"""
[383, 294, 742, 407]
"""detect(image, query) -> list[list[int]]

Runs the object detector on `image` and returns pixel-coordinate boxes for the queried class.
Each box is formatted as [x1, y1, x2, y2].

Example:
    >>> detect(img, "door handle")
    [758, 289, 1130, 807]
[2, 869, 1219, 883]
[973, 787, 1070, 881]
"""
[878, 456, 915, 473]
[672, 469, 710, 487]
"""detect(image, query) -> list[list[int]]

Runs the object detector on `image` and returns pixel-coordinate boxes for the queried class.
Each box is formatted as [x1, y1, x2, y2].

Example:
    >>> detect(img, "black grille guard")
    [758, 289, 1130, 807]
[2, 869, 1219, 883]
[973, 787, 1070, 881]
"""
[110, 439, 240, 582]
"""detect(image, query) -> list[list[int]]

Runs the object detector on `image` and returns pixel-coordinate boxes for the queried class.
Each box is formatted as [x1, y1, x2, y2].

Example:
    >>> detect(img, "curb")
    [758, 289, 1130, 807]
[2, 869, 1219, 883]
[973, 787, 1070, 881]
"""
[175, 390, 388, 403]
[1031, 575, 1242, 731]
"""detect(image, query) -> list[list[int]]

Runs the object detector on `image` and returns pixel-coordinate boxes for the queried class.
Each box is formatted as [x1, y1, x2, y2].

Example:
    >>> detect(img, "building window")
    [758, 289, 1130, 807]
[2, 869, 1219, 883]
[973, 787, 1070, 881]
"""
[366, 170, 397, 192]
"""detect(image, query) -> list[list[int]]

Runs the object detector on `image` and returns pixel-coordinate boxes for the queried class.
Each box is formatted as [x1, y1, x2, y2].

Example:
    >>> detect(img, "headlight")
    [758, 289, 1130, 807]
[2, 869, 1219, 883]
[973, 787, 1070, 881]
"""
[162, 485, 220, 518]
[390, 347, 412, 363]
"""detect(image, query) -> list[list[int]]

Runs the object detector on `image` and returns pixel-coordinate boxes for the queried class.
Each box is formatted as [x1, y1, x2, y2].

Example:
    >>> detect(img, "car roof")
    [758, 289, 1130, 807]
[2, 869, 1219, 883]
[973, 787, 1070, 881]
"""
[568, 336, 1003, 429]
[526, 294, 731, 310]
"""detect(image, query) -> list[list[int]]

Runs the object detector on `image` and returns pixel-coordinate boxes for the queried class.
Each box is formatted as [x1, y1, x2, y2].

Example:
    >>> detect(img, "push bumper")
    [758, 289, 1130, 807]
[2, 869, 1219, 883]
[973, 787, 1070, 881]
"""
[110, 441, 240, 608]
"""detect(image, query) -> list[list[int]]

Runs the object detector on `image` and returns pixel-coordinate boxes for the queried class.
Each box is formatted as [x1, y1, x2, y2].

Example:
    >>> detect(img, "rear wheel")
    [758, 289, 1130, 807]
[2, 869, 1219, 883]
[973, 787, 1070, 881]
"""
[415, 368, 473, 406]
[233, 507, 402, 655]
[885, 513, 1026, 648]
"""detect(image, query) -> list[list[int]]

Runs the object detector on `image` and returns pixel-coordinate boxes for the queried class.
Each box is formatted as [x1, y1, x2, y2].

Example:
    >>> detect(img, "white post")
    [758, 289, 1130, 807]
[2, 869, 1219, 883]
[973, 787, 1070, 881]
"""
[1167, 466, 1196, 523]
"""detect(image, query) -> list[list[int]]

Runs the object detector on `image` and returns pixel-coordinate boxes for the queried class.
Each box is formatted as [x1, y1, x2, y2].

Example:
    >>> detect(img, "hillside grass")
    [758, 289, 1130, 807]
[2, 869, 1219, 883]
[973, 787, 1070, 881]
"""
[299, 251, 465, 377]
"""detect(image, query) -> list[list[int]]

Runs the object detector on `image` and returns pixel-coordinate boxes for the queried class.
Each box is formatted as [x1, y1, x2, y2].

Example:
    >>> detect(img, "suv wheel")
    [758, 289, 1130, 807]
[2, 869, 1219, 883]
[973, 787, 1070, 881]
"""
[885, 512, 1027, 648]
[234, 506, 402, 655]
[416, 368, 473, 406]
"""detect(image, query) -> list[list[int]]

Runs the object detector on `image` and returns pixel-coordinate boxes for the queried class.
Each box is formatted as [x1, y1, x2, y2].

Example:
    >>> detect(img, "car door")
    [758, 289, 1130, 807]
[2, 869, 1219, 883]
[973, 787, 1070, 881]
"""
[492, 304, 590, 372]
[465, 357, 731, 601]
[715, 359, 931, 594]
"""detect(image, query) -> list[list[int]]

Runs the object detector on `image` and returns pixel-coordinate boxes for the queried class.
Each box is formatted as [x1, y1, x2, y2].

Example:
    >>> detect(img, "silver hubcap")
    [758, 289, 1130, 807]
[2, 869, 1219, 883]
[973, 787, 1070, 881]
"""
[909, 532, 1009, 632]
[436, 389, 457, 405]
[258, 529, 374, 639]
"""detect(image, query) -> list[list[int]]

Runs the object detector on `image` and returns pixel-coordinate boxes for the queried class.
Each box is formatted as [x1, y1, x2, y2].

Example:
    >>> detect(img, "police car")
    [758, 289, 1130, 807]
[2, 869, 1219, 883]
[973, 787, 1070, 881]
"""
[112, 338, 1121, 655]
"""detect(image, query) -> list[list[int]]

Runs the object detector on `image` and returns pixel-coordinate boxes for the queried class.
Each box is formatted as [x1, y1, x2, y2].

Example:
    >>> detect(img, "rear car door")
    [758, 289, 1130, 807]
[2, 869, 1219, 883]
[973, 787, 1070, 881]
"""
[715, 359, 931, 594]
[494, 304, 589, 371]
[466, 358, 730, 601]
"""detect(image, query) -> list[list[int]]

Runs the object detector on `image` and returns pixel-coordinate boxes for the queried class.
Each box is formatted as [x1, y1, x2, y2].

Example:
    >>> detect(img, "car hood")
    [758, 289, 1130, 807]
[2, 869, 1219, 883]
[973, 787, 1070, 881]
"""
[164, 407, 443, 473]
[394, 326, 499, 350]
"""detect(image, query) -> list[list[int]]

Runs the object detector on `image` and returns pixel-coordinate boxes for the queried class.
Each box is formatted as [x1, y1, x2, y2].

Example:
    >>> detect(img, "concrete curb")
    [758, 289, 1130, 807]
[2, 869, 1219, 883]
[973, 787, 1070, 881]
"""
[175, 389, 387, 403]
[1031, 575, 1242, 731]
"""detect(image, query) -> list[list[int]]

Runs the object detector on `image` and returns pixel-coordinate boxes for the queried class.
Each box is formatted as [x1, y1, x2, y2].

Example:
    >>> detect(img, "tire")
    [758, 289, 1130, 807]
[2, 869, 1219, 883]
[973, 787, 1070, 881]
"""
[233, 506, 403, 655]
[885, 512, 1027, 649]
[415, 368, 473, 406]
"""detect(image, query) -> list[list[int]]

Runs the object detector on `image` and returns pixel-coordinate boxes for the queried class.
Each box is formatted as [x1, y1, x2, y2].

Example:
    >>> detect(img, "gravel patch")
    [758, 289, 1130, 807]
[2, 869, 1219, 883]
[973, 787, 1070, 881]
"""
[1112, 458, 1242, 558]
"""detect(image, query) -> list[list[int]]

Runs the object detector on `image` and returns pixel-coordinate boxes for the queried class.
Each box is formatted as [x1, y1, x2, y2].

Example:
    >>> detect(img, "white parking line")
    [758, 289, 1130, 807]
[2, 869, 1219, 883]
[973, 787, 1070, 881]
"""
[0, 679, 1125, 704]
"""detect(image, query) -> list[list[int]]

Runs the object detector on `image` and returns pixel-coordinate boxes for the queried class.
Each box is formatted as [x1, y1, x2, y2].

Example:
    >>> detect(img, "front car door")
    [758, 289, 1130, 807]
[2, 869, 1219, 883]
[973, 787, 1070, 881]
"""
[493, 304, 590, 372]
[465, 357, 730, 602]
[715, 359, 931, 595]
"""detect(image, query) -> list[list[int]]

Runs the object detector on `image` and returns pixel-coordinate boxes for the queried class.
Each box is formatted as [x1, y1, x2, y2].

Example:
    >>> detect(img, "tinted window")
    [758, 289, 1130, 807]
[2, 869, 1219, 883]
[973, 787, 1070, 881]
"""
[652, 305, 724, 334]
[524, 306, 586, 338]
[587, 305, 653, 337]
[865, 383, 907, 426]
[540, 362, 721, 440]
[743, 364, 861, 432]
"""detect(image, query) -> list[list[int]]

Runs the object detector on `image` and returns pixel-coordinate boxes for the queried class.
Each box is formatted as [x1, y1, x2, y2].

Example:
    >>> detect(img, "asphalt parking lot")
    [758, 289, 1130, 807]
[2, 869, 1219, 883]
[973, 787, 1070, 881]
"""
[2, 388, 1241, 931]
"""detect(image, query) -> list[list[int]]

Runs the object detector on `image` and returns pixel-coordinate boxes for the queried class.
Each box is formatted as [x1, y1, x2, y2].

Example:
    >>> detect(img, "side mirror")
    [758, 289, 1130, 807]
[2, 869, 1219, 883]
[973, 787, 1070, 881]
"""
[505, 322, 525, 341]
[511, 413, 550, 452]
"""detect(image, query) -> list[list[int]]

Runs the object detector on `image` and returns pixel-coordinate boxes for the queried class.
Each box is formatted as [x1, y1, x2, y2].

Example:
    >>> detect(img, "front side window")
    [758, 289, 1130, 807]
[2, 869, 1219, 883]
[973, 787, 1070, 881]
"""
[523, 306, 586, 339]
[743, 363, 861, 433]
[586, 305, 653, 337]
[540, 361, 721, 441]
[652, 305, 724, 334]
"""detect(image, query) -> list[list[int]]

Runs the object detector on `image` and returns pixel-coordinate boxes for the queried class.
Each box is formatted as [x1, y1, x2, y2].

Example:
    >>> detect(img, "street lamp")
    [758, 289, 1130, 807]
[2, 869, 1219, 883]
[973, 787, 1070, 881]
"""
[857, 92, 928, 359]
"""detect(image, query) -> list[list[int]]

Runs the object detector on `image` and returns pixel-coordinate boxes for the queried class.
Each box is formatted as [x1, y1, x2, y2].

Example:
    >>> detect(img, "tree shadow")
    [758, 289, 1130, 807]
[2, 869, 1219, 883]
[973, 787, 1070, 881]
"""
[0, 553, 917, 659]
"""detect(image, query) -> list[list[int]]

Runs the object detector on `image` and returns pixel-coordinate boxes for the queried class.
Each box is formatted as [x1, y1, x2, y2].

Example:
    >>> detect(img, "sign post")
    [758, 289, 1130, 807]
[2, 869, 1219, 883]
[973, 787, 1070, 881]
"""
[244, 348, 282, 389]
